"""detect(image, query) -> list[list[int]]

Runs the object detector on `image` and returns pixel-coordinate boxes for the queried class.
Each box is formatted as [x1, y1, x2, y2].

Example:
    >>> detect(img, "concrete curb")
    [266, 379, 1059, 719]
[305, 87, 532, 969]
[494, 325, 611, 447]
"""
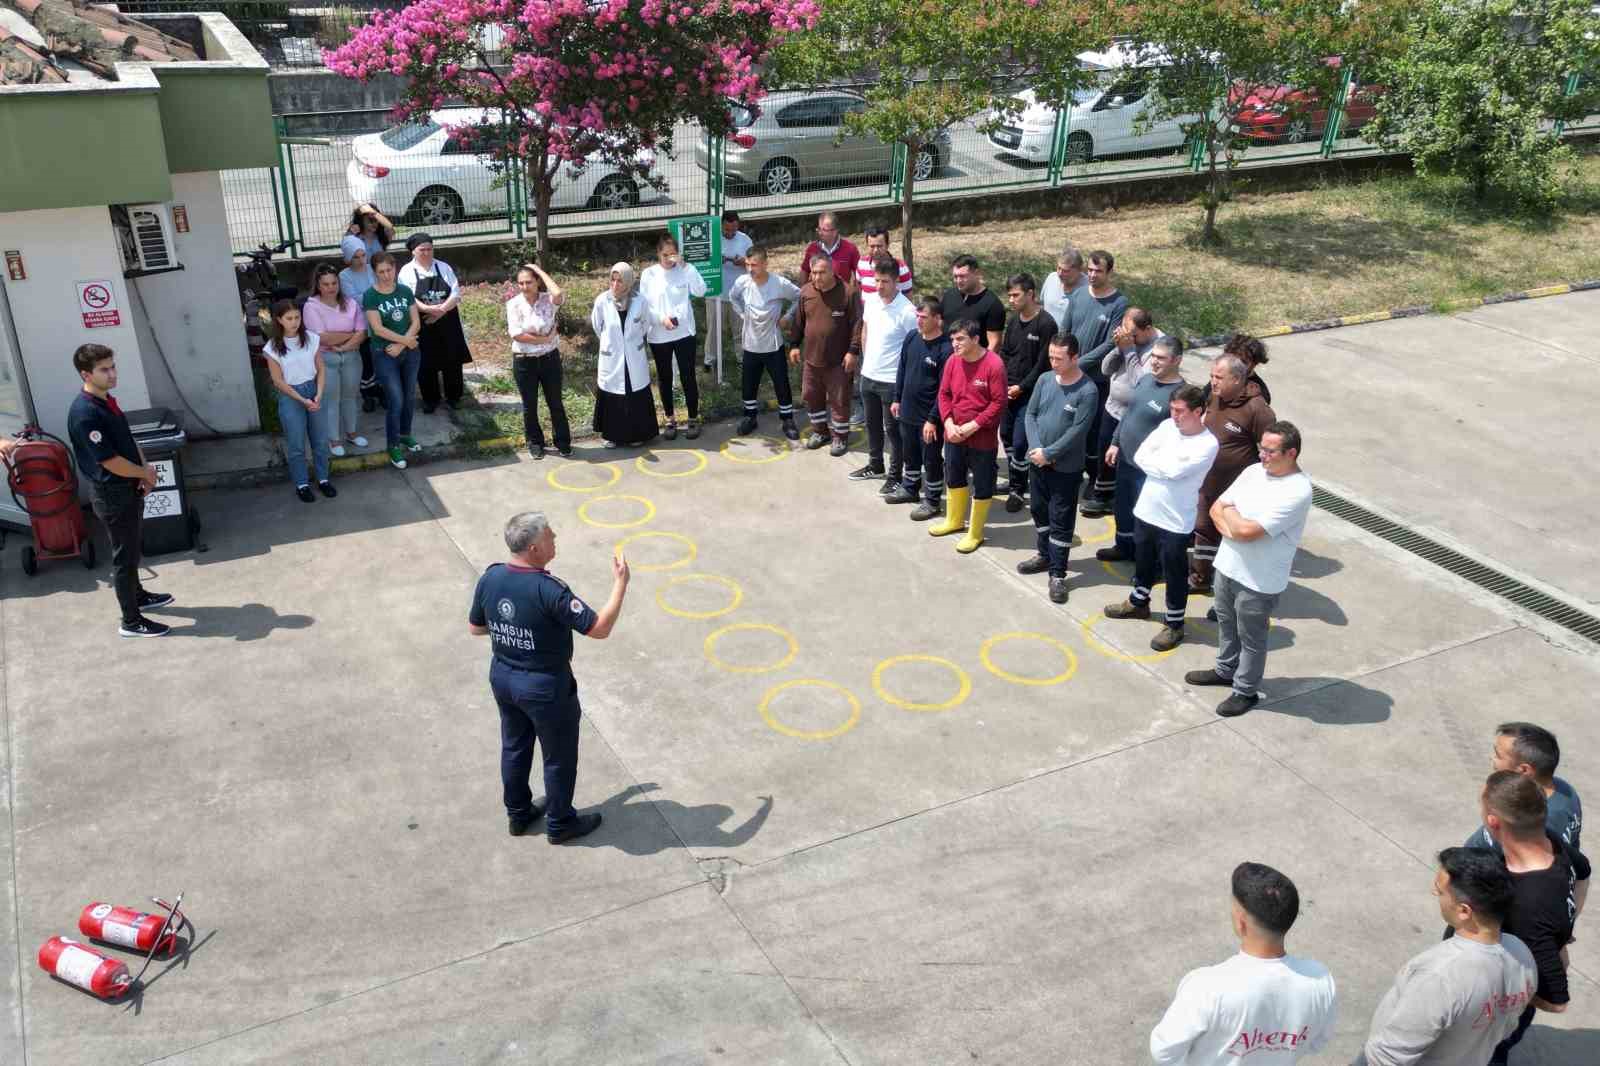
[188, 433, 527, 493]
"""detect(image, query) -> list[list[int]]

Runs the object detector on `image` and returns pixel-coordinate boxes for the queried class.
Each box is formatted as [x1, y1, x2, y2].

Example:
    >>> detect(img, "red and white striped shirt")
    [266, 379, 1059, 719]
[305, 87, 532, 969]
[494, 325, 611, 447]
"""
[857, 256, 914, 299]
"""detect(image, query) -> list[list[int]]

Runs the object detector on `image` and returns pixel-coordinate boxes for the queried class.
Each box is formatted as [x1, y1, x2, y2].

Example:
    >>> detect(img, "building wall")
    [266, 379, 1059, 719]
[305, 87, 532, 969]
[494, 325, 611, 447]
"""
[0, 206, 153, 446]
[129, 171, 258, 436]
[0, 88, 172, 212]
[154, 68, 279, 175]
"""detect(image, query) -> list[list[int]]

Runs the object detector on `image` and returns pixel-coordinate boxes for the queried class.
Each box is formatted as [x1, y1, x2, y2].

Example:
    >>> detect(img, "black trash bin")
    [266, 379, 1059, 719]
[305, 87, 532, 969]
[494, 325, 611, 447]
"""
[124, 407, 199, 555]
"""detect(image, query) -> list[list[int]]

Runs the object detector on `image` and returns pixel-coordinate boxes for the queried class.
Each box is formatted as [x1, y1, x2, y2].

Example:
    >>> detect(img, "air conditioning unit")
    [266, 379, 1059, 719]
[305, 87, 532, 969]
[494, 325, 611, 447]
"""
[110, 202, 179, 274]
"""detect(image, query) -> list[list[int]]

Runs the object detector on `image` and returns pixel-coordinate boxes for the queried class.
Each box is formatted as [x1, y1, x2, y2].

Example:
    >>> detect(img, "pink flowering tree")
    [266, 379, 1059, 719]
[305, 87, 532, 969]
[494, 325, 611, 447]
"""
[328, 0, 818, 258]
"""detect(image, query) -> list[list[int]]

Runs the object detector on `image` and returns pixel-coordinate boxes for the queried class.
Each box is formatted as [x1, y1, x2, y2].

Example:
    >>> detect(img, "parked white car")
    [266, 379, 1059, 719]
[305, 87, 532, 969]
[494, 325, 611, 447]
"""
[346, 110, 666, 226]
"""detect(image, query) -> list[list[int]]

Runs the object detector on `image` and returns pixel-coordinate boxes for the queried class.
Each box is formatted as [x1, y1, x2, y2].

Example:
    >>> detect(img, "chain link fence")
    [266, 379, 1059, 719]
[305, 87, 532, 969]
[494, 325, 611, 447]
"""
[116, 0, 407, 67]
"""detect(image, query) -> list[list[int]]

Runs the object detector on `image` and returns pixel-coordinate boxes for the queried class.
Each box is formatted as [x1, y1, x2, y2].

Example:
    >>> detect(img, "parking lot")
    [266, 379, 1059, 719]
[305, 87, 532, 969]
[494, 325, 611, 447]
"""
[4, 295, 1597, 1065]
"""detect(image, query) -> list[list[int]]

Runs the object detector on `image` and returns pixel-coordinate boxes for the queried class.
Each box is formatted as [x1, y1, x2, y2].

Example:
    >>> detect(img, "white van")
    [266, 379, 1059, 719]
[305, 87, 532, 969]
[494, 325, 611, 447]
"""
[988, 43, 1202, 165]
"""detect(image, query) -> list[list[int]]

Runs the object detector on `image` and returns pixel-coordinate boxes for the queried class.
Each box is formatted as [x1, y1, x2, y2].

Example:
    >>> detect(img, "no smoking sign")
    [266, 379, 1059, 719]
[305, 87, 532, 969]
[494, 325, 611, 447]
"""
[76, 279, 121, 329]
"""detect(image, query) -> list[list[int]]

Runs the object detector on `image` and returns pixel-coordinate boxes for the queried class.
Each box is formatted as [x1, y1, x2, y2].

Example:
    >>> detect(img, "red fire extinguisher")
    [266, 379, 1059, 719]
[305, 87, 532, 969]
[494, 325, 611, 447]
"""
[78, 901, 179, 955]
[38, 937, 132, 999]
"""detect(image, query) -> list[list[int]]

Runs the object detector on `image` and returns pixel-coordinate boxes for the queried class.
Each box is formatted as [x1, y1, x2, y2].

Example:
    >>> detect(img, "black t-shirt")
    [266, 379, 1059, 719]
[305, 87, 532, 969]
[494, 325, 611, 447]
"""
[999, 309, 1058, 399]
[469, 563, 598, 676]
[66, 390, 141, 484]
[941, 287, 1006, 342]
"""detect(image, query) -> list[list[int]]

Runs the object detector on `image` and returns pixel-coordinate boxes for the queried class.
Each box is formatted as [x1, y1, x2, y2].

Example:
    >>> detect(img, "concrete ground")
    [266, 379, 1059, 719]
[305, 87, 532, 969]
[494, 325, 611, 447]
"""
[2, 293, 1598, 1065]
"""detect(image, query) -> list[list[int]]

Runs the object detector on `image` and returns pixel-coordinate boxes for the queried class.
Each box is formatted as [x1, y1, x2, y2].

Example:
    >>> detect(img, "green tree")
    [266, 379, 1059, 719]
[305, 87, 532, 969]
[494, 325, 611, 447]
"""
[1129, 0, 1390, 243]
[772, 0, 1109, 273]
[1364, 0, 1600, 209]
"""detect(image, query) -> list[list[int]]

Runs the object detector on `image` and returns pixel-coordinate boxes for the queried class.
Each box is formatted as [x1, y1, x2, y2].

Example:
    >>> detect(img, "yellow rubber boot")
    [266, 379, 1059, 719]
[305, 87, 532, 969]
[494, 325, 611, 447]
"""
[929, 487, 970, 537]
[957, 498, 992, 554]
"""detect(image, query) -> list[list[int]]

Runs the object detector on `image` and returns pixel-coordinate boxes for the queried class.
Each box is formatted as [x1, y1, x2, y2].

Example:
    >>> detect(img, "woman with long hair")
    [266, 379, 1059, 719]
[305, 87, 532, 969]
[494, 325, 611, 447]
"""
[362, 251, 422, 469]
[263, 299, 335, 502]
[506, 262, 569, 459]
[301, 263, 370, 457]
[639, 233, 706, 439]
[347, 202, 395, 259]
[590, 262, 659, 449]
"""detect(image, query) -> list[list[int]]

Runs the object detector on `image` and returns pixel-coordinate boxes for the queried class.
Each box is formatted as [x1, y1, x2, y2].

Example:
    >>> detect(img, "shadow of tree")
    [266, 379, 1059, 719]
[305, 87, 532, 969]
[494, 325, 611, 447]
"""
[1196, 209, 1455, 279]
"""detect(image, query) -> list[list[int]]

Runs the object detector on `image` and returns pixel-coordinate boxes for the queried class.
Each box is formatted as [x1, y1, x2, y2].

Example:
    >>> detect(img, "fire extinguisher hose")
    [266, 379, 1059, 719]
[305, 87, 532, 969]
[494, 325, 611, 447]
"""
[131, 891, 188, 986]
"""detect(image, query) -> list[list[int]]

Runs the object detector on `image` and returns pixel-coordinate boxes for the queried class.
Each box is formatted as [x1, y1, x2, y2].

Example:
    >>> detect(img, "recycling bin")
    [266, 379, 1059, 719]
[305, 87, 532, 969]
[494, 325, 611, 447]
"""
[124, 407, 199, 555]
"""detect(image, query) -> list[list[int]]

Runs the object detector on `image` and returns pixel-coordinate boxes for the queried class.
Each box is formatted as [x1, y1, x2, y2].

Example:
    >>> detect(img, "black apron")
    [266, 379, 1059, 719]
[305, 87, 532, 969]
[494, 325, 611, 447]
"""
[416, 268, 472, 369]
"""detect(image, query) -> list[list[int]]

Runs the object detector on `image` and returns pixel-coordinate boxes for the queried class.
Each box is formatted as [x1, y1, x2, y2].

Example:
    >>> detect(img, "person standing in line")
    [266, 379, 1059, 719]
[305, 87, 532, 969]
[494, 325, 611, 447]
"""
[1358, 848, 1537, 1066]
[640, 233, 708, 440]
[1062, 250, 1128, 519]
[856, 224, 914, 298]
[1104, 384, 1218, 650]
[1080, 306, 1161, 516]
[469, 512, 629, 844]
[399, 234, 471, 413]
[1016, 333, 1095, 603]
[262, 300, 336, 503]
[362, 251, 423, 469]
[728, 245, 801, 440]
[799, 211, 861, 288]
[789, 252, 861, 456]
[884, 297, 953, 520]
[346, 201, 395, 259]
[997, 272, 1058, 513]
[66, 344, 175, 638]
[928, 319, 1006, 553]
[1038, 245, 1087, 329]
[940, 254, 1006, 354]
[337, 237, 383, 413]
[589, 263, 659, 449]
[506, 262, 569, 460]
[1150, 862, 1336, 1066]
[1097, 336, 1187, 563]
[848, 256, 919, 489]
[1467, 724, 1582, 854]
[1186, 421, 1311, 717]
[706, 210, 753, 372]
[301, 263, 369, 458]
[1191, 354, 1276, 592]
[1201, 332, 1272, 407]
[1468, 772, 1591, 1064]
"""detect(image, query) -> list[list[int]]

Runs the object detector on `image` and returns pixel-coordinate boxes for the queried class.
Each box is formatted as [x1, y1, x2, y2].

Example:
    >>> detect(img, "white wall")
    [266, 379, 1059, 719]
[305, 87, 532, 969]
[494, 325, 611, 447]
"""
[130, 170, 258, 436]
[0, 205, 151, 448]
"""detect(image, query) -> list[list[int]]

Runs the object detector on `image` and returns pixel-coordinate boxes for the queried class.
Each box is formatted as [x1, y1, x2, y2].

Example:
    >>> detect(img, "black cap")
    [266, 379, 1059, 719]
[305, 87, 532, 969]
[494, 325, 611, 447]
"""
[405, 232, 433, 252]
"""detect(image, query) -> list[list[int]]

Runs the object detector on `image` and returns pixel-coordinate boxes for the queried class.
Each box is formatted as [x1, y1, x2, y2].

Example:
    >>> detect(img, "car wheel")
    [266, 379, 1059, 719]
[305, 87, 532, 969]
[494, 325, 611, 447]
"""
[409, 186, 463, 226]
[759, 158, 798, 196]
[1064, 133, 1093, 166]
[1283, 118, 1312, 144]
[590, 175, 640, 211]
[912, 146, 939, 182]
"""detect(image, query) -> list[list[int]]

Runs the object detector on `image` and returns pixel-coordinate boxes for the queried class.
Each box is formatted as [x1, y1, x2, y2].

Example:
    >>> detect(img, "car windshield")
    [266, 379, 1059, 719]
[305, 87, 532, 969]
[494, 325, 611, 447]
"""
[380, 121, 442, 151]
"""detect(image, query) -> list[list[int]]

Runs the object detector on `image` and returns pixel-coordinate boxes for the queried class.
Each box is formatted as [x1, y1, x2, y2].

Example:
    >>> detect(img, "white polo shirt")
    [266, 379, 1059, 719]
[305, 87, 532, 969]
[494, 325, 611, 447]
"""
[1213, 463, 1314, 595]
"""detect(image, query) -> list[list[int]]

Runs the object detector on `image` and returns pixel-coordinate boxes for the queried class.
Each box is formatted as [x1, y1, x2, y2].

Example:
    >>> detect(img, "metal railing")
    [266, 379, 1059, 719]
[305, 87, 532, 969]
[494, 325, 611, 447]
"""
[116, 0, 410, 67]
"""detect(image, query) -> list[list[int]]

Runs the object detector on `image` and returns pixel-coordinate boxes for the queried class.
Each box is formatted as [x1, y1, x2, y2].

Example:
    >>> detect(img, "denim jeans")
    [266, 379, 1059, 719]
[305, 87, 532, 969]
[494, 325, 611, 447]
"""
[1214, 571, 1280, 696]
[375, 344, 420, 448]
[320, 349, 362, 439]
[277, 379, 332, 487]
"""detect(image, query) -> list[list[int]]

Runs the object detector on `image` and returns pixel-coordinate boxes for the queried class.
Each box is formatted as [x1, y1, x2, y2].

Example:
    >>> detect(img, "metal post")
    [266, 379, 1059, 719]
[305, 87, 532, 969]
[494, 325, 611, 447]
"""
[1047, 106, 1069, 187]
[889, 141, 907, 202]
[1321, 67, 1354, 156]
[705, 132, 726, 217]
[1554, 72, 1581, 137]
[272, 116, 299, 255]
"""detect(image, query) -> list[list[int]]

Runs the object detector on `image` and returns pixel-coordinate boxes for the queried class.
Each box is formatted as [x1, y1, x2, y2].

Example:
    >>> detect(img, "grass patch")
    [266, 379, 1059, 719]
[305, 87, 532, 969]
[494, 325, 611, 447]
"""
[478, 372, 517, 395]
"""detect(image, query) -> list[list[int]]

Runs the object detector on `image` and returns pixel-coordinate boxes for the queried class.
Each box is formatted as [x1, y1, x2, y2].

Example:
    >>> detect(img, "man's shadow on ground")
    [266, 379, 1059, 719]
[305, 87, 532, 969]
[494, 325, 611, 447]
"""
[153, 603, 314, 642]
[568, 782, 772, 856]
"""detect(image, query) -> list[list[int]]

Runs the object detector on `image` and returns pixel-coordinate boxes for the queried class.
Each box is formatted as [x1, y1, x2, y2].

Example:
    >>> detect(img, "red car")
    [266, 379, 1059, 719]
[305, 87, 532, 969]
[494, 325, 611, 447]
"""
[1230, 77, 1382, 144]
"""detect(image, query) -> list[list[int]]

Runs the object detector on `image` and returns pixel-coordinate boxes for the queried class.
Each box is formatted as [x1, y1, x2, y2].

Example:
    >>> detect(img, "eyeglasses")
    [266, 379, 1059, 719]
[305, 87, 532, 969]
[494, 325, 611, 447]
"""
[1258, 446, 1284, 456]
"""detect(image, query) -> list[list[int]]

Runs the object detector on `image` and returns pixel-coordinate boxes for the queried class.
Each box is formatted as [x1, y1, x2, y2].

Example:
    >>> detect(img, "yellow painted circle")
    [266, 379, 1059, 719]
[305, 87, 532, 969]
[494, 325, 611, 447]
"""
[978, 631, 1079, 687]
[614, 531, 697, 572]
[634, 450, 709, 479]
[720, 437, 792, 464]
[704, 623, 799, 674]
[655, 573, 744, 619]
[577, 494, 656, 529]
[871, 655, 972, 712]
[1080, 611, 1181, 663]
[546, 461, 621, 493]
[759, 679, 862, 740]
[1078, 516, 1117, 546]
[1101, 558, 1138, 581]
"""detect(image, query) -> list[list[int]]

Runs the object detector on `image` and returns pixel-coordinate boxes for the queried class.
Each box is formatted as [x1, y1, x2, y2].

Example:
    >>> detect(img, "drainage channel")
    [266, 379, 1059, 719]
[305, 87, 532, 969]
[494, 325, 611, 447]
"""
[1312, 486, 1600, 646]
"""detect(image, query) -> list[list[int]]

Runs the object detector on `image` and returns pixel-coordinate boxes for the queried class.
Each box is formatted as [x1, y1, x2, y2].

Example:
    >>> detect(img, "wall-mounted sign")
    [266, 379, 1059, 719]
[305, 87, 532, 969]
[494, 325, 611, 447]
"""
[76, 279, 122, 329]
[172, 204, 189, 234]
[4, 250, 23, 281]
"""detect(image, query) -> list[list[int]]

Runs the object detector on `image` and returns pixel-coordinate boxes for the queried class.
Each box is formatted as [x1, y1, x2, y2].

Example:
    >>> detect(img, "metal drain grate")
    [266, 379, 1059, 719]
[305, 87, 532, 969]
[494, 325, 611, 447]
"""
[1312, 486, 1600, 645]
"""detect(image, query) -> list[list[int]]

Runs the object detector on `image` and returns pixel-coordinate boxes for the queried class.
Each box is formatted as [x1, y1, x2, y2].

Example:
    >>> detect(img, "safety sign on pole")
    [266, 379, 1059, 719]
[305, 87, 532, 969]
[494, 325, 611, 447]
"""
[668, 214, 725, 382]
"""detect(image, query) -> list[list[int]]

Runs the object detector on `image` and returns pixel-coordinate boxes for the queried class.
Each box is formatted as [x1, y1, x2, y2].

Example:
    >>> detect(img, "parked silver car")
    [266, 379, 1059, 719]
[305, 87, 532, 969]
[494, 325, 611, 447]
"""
[695, 91, 949, 197]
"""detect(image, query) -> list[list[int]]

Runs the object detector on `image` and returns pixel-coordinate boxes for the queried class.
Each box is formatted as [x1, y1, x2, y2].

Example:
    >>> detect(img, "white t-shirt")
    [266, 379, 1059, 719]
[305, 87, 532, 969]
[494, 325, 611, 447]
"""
[858, 292, 918, 383]
[728, 273, 800, 353]
[1133, 420, 1219, 534]
[1358, 935, 1536, 1066]
[1039, 271, 1087, 333]
[397, 258, 460, 303]
[1213, 464, 1314, 595]
[719, 229, 754, 297]
[1150, 952, 1337, 1066]
[639, 262, 707, 344]
[264, 332, 322, 387]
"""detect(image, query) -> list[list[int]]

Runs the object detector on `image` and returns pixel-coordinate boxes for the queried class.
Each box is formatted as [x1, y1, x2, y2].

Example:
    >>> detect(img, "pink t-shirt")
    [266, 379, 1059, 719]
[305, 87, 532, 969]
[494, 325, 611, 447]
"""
[301, 295, 365, 352]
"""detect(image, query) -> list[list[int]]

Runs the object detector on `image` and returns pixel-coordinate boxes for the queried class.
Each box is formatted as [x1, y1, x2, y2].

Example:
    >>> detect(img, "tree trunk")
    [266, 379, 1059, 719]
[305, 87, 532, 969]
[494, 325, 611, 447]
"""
[899, 140, 918, 277]
[1201, 126, 1225, 245]
[534, 150, 555, 264]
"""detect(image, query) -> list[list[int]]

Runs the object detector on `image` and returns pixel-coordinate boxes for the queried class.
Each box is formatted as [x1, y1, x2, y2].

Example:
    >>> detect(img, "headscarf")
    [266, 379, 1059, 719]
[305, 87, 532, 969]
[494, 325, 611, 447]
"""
[340, 234, 366, 264]
[609, 262, 635, 311]
[405, 232, 434, 252]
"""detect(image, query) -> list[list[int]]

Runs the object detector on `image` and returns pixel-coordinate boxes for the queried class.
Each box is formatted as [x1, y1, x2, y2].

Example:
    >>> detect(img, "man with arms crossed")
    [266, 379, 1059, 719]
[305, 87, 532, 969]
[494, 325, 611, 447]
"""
[790, 253, 862, 456]
[1150, 862, 1336, 1065]
[848, 256, 918, 488]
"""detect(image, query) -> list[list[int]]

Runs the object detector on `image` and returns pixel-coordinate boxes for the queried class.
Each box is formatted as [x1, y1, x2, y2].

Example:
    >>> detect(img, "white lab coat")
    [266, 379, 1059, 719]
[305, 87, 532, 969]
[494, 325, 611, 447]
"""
[590, 290, 651, 396]
[639, 262, 707, 344]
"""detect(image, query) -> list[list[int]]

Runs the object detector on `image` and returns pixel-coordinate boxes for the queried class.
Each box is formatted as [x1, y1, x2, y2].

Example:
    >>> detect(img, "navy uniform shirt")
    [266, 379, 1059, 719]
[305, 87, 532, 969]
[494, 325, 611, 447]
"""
[894, 331, 954, 426]
[470, 563, 598, 676]
[66, 390, 141, 484]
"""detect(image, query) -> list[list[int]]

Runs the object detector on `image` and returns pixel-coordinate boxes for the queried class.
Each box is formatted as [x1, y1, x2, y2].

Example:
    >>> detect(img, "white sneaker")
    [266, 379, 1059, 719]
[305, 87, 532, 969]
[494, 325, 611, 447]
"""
[329, 444, 347, 457]
[347, 434, 369, 448]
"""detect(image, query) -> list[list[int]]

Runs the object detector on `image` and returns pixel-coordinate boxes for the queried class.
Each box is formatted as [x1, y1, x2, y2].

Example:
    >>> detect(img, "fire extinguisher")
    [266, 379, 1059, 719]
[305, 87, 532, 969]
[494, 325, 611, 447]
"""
[79, 901, 179, 955]
[38, 891, 188, 1000]
[38, 937, 132, 999]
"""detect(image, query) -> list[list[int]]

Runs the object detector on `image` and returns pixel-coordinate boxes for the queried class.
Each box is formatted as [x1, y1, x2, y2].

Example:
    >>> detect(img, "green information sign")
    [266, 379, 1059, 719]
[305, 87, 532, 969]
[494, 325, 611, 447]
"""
[668, 214, 722, 298]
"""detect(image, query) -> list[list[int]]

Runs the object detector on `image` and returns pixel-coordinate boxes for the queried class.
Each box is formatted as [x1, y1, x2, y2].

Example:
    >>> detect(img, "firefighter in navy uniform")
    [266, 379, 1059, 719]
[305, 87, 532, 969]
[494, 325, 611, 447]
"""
[469, 511, 630, 843]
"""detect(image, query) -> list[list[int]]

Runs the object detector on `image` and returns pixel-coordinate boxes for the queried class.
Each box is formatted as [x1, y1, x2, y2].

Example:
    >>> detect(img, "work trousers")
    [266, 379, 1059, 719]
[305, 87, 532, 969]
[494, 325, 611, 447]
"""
[512, 354, 570, 451]
[1080, 381, 1106, 500]
[1131, 519, 1193, 627]
[89, 478, 146, 625]
[802, 363, 851, 439]
[944, 443, 998, 499]
[1029, 464, 1082, 576]
[490, 662, 582, 835]
[1213, 571, 1279, 697]
[740, 349, 794, 420]
[862, 376, 901, 478]
[1192, 495, 1221, 587]
[320, 349, 362, 440]
[1088, 411, 1120, 501]
[650, 336, 699, 421]
[900, 418, 945, 502]
[1000, 401, 1033, 495]
[375, 346, 420, 448]
[1112, 458, 1146, 556]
